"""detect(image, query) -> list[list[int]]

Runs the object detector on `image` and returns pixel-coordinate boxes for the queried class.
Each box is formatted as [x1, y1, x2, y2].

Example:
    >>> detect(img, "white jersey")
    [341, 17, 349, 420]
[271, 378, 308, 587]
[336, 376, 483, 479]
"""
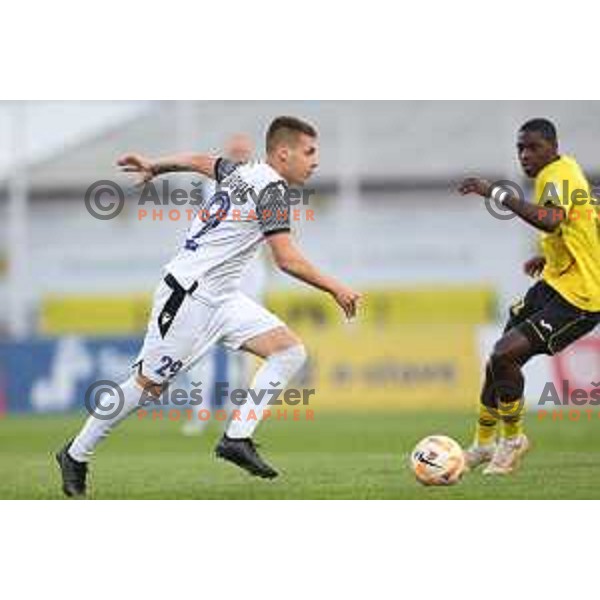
[198, 175, 269, 302]
[164, 159, 289, 304]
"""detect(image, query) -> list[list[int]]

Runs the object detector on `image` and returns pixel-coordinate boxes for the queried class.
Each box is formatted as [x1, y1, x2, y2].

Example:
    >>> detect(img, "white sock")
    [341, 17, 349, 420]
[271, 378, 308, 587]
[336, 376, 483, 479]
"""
[226, 345, 307, 439]
[68, 376, 148, 462]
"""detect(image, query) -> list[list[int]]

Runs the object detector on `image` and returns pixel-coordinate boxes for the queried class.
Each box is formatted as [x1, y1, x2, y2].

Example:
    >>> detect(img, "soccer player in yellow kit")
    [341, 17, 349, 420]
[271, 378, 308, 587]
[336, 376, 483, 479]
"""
[458, 118, 600, 474]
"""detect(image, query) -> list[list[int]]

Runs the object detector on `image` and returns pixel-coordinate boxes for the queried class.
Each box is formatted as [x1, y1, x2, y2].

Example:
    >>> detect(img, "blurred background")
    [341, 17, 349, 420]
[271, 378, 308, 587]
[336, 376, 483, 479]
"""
[0, 100, 598, 416]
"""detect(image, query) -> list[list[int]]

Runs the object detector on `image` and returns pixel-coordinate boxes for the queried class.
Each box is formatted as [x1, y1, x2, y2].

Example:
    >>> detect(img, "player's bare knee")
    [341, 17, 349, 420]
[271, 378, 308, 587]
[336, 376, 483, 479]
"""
[273, 328, 303, 354]
[488, 349, 509, 371]
[490, 349, 523, 374]
[243, 326, 304, 358]
[490, 337, 523, 367]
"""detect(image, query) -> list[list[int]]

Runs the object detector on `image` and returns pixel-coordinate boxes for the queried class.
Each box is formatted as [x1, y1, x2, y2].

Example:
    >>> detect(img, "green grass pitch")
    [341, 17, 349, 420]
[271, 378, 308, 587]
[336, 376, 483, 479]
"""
[1, 410, 600, 499]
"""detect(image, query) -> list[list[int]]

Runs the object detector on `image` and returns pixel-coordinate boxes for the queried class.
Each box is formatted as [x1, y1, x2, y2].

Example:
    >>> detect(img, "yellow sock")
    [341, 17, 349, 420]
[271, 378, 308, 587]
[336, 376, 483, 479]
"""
[475, 404, 498, 447]
[498, 399, 525, 439]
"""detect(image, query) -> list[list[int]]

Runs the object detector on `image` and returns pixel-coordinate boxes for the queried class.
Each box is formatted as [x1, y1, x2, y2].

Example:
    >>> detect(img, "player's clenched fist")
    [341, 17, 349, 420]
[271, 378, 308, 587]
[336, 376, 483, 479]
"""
[523, 255, 546, 278]
[117, 153, 155, 185]
[458, 177, 492, 198]
[332, 284, 362, 320]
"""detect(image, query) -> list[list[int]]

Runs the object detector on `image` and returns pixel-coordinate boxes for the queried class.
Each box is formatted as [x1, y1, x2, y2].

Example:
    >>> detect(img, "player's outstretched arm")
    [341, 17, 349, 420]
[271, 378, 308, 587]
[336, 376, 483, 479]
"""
[266, 232, 362, 320]
[458, 176, 565, 232]
[117, 153, 218, 185]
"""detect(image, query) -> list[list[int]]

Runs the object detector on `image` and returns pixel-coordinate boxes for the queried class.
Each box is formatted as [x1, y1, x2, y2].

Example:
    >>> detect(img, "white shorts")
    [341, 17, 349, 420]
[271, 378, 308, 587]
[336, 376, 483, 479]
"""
[134, 276, 285, 384]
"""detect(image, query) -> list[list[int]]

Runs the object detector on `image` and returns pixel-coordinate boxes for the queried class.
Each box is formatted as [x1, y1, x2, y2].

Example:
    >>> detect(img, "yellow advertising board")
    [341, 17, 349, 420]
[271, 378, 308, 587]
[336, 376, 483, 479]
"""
[266, 285, 495, 328]
[41, 285, 494, 335]
[298, 324, 480, 411]
[40, 294, 151, 336]
[39, 286, 484, 412]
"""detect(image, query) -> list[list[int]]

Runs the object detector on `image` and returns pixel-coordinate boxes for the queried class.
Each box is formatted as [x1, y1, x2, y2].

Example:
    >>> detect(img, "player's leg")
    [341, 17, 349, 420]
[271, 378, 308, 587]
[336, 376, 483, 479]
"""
[483, 287, 600, 474]
[228, 326, 306, 438]
[55, 369, 166, 497]
[478, 327, 536, 474]
[466, 282, 548, 468]
[56, 278, 215, 496]
[216, 327, 305, 478]
[214, 294, 306, 478]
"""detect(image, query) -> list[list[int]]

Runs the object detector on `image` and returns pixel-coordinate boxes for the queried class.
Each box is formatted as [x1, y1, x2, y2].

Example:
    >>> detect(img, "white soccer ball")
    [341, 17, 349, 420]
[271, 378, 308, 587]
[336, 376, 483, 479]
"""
[410, 435, 466, 486]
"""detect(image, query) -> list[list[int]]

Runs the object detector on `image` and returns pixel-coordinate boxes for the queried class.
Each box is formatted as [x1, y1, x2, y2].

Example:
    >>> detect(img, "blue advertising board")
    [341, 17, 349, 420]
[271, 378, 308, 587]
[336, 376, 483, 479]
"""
[0, 337, 141, 413]
[0, 336, 229, 414]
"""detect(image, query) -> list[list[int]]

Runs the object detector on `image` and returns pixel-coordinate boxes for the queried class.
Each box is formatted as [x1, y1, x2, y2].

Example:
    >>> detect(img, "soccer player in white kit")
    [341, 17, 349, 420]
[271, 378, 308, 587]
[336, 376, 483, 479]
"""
[56, 116, 361, 497]
[180, 133, 262, 436]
